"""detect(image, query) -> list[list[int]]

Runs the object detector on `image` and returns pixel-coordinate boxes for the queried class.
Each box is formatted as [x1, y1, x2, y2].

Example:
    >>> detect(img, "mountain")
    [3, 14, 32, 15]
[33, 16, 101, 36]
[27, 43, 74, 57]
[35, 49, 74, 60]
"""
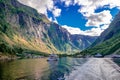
[80, 11, 120, 56]
[70, 34, 97, 50]
[0, 0, 96, 56]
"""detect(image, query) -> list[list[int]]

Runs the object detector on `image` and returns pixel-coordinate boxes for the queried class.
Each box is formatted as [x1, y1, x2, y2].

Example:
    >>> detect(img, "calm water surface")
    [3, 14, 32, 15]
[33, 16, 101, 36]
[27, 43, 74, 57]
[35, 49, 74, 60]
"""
[0, 57, 120, 80]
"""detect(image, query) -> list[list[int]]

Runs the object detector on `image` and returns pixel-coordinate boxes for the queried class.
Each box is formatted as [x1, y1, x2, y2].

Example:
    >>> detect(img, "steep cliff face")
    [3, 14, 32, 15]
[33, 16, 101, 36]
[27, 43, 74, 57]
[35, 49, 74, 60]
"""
[70, 34, 97, 50]
[0, 0, 96, 55]
[81, 11, 120, 56]
[0, 0, 55, 55]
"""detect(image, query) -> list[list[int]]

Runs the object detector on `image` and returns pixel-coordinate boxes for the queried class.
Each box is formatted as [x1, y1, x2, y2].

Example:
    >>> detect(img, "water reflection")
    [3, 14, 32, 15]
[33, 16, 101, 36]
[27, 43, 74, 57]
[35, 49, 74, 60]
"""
[41, 57, 71, 80]
[0, 58, 120, 80]
[0, 59, 49, 80]
[51, 57, 73, 80]
[41, 57, 88, 80]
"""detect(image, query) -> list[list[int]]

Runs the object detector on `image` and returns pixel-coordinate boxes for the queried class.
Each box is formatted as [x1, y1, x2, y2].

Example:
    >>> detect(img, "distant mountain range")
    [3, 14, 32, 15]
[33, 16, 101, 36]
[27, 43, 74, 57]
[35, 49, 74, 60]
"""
[0, 0, 97, 56]
[80, 11, 120, 56]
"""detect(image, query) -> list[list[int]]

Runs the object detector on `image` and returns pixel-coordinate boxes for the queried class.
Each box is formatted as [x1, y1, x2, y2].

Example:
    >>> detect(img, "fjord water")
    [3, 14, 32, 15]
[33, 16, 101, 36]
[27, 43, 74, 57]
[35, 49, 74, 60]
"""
[0, 58, 120, 80]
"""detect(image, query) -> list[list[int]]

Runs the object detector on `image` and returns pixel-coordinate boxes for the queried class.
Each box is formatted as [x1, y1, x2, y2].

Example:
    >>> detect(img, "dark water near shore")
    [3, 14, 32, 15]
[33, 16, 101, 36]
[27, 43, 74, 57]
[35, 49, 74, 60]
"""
[0, 57, 120, 80]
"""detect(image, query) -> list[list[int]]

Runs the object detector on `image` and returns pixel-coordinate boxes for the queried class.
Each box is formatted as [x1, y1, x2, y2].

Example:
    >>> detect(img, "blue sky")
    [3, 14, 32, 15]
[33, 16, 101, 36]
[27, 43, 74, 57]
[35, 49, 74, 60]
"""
[18, 0, 120, 36]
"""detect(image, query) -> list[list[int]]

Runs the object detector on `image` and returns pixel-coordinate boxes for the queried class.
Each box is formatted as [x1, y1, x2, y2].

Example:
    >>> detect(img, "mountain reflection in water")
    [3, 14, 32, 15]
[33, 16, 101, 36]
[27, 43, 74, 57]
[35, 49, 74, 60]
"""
[0, 58, 120, 80]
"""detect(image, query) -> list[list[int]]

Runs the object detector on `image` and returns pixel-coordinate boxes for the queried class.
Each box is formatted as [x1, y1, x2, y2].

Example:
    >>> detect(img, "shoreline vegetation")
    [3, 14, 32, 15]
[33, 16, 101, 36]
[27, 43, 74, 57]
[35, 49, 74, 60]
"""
[0, 51, 79, 60]
[0, 52, 17, 60]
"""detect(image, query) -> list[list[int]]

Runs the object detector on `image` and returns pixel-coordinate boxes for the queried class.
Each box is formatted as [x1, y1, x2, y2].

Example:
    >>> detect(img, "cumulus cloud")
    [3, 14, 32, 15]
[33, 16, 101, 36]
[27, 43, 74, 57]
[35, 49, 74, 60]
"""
[62, 25, 105, 36]
[18, 0, 53, 15]
[61, 0, 73, 7]
[53, 7, 61, 17]
[53, 18, 59, 24]
[60, 0, 120, 36]
[74, 0, 120, 16]
[101, 24, 109, 30]
[18, 0, 61, 17]
[86, 10, 112, 27]
[48, 17, 53, 22]
[48, 17, 58, 24]
[74, 0, 120, 28]
[62, 25, 83, 34]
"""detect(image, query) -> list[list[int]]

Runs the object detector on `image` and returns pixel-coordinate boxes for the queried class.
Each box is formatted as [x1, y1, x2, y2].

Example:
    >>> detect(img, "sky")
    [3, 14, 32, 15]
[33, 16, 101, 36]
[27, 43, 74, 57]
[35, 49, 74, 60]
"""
[18, 0, 120, 36]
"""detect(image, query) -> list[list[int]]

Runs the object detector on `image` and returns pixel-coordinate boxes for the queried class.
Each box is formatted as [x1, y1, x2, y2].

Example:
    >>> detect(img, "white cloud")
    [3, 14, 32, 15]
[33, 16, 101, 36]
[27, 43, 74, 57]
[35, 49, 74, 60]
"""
[60, 0, 120, 36]
[18, 0, 53, 15]
[101, 24, 109, 30]
[48, 17, 58, 24]
[62, 25, 83, 34]
[18, 0, 61, 17]
[61, 0, 73, 7]
[74, 0, 120, 15]
[48, 17, 53, 22]
[52, 7, 61, 17]
[72, 0, 120, 36]
[74, 0, 120, 28]
[62, 25, 105, 36]
[53, 18, 58, 24]
[86, 10, 112, 27]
